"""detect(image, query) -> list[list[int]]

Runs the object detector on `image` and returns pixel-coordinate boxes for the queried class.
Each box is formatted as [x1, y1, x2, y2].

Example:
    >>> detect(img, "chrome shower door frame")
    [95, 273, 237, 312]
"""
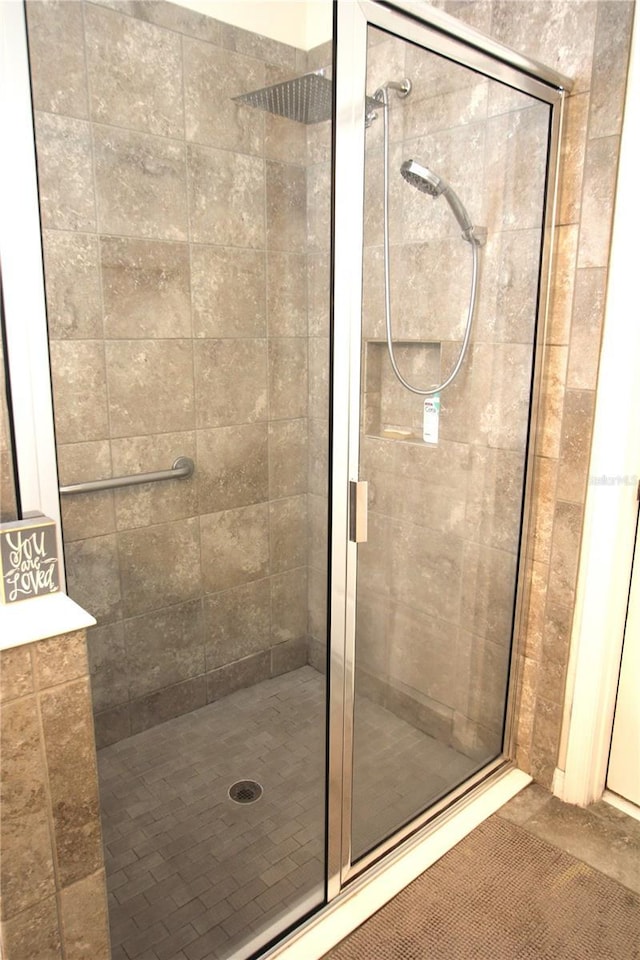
[329, 0, 570, 894]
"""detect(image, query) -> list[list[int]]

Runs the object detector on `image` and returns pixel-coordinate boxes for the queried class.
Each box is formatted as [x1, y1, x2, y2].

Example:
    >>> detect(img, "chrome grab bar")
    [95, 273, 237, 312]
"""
[59, 457, 194, 496]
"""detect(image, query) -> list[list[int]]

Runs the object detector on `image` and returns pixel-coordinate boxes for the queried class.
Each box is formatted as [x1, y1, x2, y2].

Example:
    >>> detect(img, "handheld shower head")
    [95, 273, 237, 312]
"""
[400, 159, 445, 197]
[400, 158, 477, 241]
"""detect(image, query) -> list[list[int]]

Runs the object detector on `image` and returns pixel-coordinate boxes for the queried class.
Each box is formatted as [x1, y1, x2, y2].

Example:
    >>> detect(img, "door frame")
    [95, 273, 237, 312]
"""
[554, 11, 640, 808]
[330, 0, 570, 893]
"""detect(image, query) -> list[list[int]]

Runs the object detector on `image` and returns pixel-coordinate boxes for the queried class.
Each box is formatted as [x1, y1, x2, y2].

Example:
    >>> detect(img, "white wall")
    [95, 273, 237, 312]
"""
[171, 0, 333, 50]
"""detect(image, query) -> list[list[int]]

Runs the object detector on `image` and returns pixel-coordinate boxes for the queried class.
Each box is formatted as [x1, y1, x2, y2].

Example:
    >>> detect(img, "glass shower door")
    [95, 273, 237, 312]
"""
[350, 22, 552, 863]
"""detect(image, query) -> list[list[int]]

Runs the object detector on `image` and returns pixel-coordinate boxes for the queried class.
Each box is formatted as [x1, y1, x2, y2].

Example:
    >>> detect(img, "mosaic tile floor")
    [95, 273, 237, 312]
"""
[98, 666, 477, 960]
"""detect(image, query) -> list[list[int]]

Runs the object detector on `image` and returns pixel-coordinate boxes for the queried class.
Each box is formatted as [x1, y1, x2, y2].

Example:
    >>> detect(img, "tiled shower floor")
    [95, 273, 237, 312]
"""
[98, 666, 477, 960]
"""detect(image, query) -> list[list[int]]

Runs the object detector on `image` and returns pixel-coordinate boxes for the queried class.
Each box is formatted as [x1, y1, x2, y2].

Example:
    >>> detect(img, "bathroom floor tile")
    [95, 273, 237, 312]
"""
[98, 666, 475, 960]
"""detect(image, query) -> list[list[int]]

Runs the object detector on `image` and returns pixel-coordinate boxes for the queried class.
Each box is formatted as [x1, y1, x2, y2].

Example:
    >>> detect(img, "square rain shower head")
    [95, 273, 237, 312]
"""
[234, 71, 380, 124]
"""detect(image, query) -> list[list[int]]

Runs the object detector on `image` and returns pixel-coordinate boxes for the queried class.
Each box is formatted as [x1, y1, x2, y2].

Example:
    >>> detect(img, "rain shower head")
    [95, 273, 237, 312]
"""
[233, 70, 381, 125]
[401, 158, 476, 239]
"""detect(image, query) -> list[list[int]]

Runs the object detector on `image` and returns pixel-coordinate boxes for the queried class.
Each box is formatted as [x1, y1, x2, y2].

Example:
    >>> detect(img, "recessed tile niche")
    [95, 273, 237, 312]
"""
[363, 340, 440, 443]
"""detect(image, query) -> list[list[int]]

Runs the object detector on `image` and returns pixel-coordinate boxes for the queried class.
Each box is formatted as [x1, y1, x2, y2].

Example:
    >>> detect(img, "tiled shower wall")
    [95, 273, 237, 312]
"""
[27, 0, 330, 746]
[354, 27, 549, 761]
[427, 0, 634, 785]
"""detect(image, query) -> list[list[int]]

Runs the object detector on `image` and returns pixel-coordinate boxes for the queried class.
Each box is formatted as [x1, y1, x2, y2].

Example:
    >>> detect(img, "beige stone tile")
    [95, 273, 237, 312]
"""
[484, 104, 549, 234]
[203, 579, 271, 670]
[490, 0, 597, 94]
[268, 419, 307, 499]
[537, 344, 568, 460]
[308, 417, 328, 499]
[220, 21, 297, 68]
[271, 636, 308, 677]
[355, 589, 389, 680]
[93, 125, 187, 240]
[529, 455, 558, 563]
[487, 79, 537, 119]
[105, 339, 195, 438]
[93, 704, 130, 749]
[465, 446, 525, 553]
[440, 342, 533, 452]
[34, 630, 87, 690]
[523, 559, 549, 661]
[394, 236, 479, 344]
[34, 113, 95, 231]
[365, 141, 404, 249]
[267, 252, 307, 337]
[588, 1, 634, 140]
[0, 695, 55, 919]
[515, 654, 538, 769]
[184, 37, 264, 154]
[187, 143, 265, 247]
[194, 338, 267, 428]
[42, 231, 102, 340]
[49, 341, 108, 445]
[269, 495, 307, 575]
[437, 0, 493, 33]
[530, 694, 563, 785]
[460, 541, 518, 646]
[26, 0, 88, 118]
[192, 246, 266, 339]
[0, 645, 33, 703]
[306, 161, 332, 254]
[58, 441, 115, 542]
[59, 870, 110, 960]
[577, 135, 620, 269]
[85, 3, 183, 138]
[197, 423, 268, 513]
[86, 621, 129, 714]
[388, 603, 461, 711]
[0, 895, 62, 959]
[308, 337, 329, 420]
[271, 567, 307, 644]
[130, 676, 206, 734]
[547, 224, 578, 346]
[548, 500, 583, 609]
[118, 517, 201, 617]
[266, 161, 307, 253]
[264, 69, 308, 166]
[308, 251, 330, 338]
[206, 650, 271, 702]
[557, 388, 596, 504]
[101, 237, 191, 340]
[125, 0, 222, 41]
[125, 599, 204, 699]
[567, 268, 606, 391]
[404, 29, 477, 101]
[268, 339, 308, 420]
[307, 492, 328, 573]
[404, 81, 488, 142]
[539, 599, 573, 705]
[308, 565, 328, 647]
[65, 534, 121, 625]
[390, 519, 463, 623]
[557, 93, 589, 227]
[111, 431, 197, 530]
[461, 632, 512, 732]
[200, 503, 269, 593]
[357, 511, 393, 602]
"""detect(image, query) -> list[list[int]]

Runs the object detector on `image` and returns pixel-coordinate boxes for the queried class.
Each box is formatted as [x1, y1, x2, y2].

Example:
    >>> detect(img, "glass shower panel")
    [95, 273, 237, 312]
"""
[352, 26, 551, 861]
[26, 1, 332, 956]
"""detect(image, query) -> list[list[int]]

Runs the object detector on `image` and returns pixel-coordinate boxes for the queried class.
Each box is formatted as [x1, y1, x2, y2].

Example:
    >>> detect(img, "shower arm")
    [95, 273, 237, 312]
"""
[376, 87, 483, 397]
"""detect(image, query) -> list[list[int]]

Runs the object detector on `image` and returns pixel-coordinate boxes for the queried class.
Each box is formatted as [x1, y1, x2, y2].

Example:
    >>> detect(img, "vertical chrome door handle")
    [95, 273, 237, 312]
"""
[349, 480, 368, 543]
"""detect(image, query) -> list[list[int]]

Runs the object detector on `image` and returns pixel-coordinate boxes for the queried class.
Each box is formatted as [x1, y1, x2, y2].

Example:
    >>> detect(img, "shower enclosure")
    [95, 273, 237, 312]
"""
[16, 0, 568, 957]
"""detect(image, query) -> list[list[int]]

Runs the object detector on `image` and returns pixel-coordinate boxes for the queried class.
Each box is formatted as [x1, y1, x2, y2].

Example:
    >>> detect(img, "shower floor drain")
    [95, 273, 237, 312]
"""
[228, 780, 263, 804]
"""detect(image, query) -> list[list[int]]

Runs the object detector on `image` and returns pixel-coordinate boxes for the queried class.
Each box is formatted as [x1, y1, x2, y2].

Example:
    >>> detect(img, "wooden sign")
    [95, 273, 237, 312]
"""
[0, 516, 60, 604]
